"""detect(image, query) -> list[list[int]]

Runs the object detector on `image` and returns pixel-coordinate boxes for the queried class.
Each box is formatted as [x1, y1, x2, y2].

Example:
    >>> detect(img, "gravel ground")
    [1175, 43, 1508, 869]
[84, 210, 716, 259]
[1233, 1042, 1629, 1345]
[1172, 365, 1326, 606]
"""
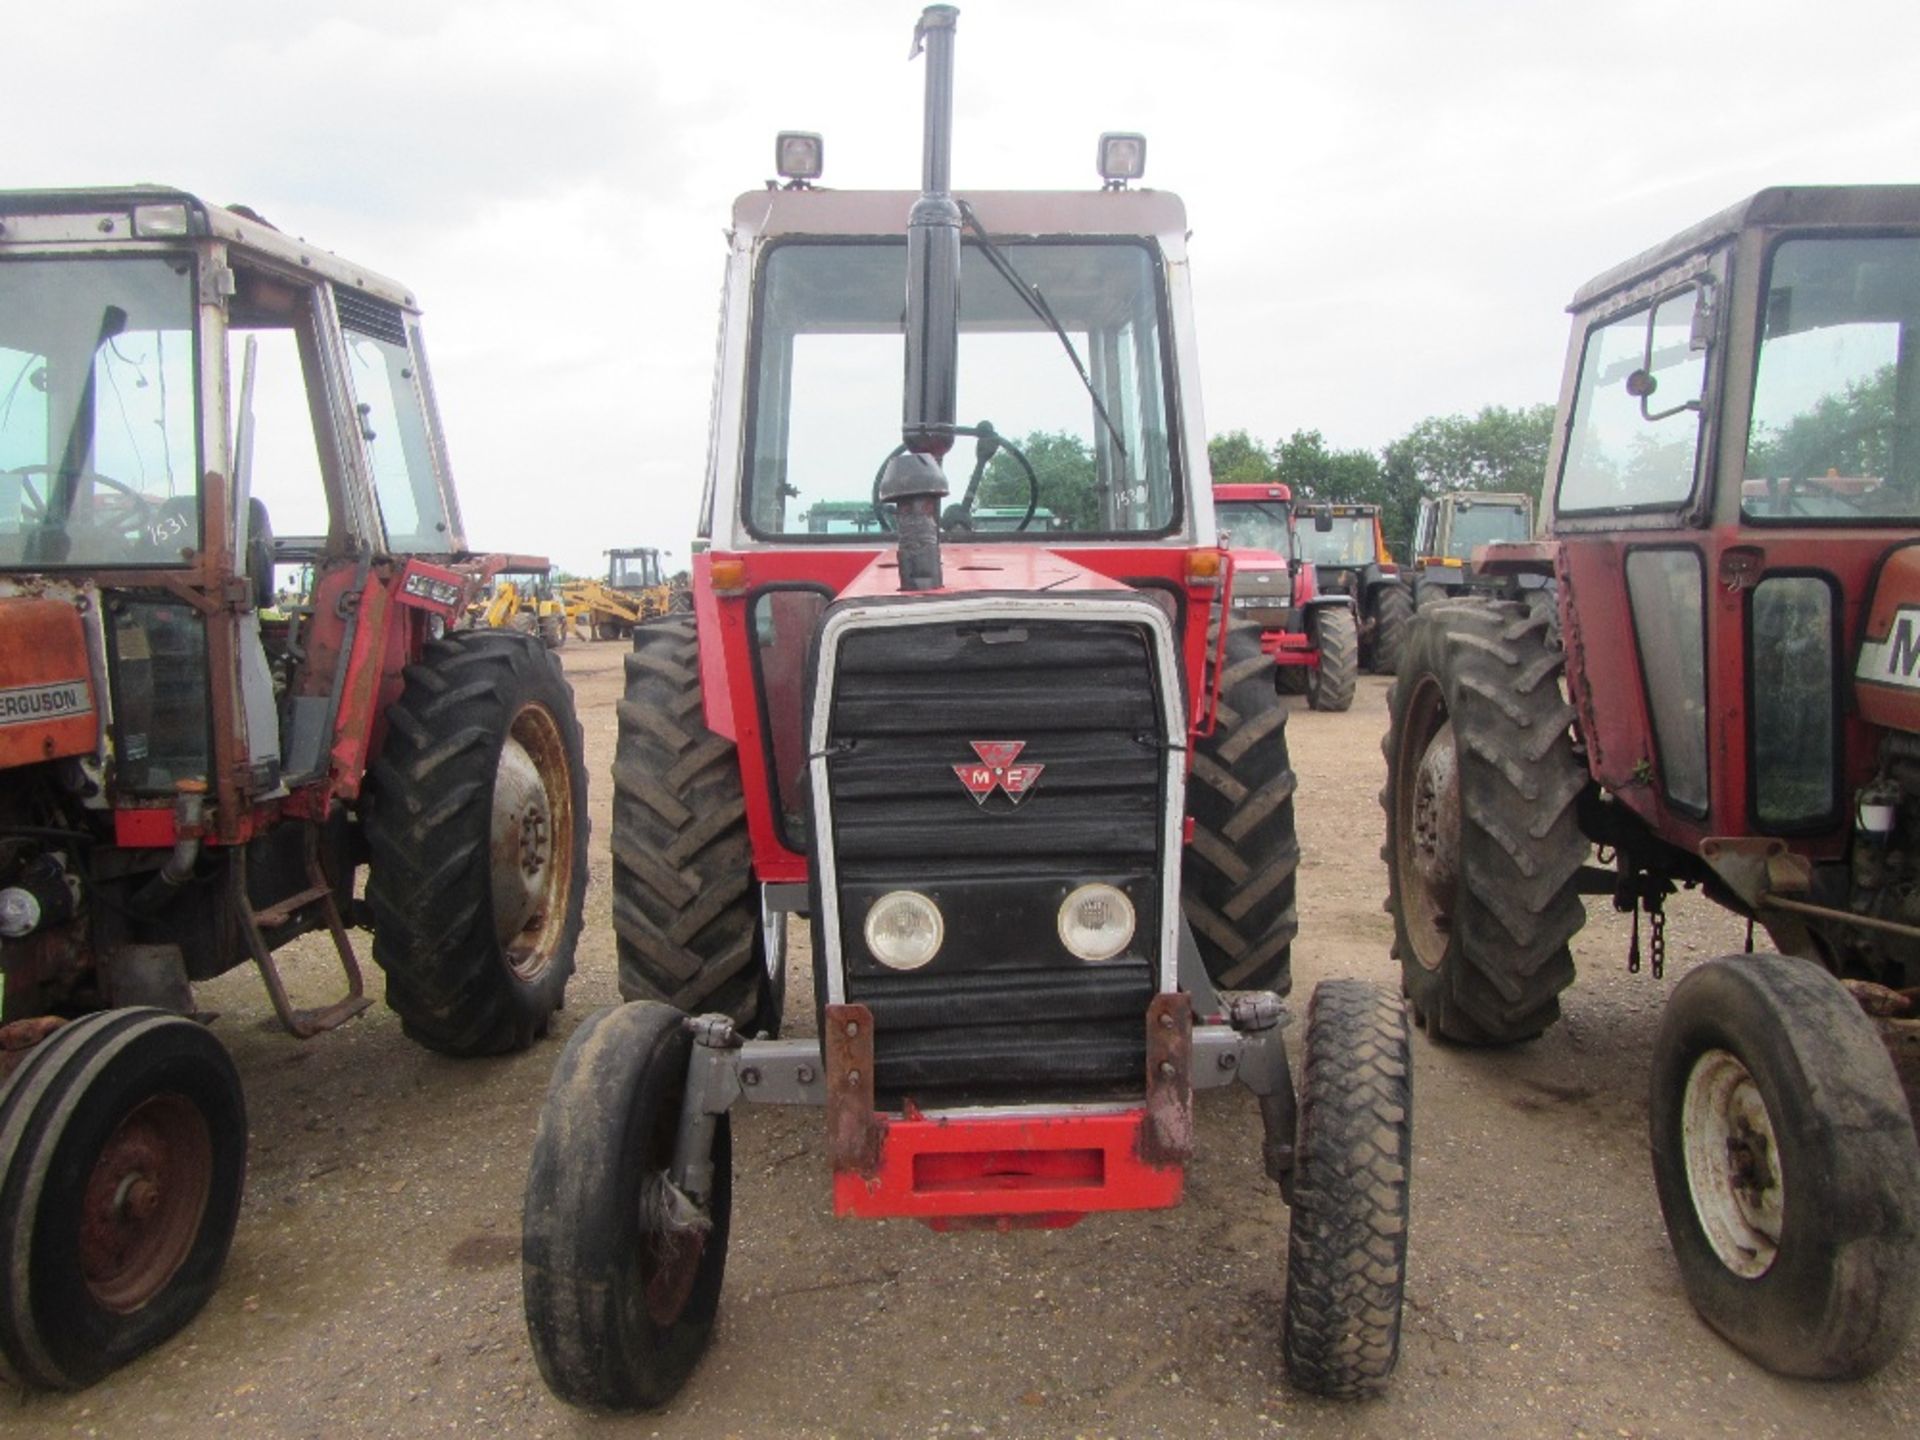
[5, 643, 1917, 1438]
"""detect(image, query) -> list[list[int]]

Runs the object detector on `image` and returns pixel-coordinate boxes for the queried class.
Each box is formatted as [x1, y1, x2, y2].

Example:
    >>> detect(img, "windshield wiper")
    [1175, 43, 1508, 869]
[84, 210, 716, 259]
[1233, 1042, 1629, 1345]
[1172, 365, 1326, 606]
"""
[956, 199, 1128, 464]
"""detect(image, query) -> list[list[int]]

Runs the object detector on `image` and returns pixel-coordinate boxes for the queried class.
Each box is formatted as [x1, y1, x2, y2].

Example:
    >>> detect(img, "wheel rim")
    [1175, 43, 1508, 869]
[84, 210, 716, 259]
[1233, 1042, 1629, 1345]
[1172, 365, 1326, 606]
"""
[491, 702, 576, 981]
[1395, 675, 1459, 973]
[1680, 1048, 1784, 1278]
[79, 1094, 213, 1314]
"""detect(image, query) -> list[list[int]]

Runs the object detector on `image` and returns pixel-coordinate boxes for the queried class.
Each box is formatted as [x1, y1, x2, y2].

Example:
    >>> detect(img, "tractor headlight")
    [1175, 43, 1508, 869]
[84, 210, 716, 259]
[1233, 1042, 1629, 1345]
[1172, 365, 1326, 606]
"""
[864, 890, 943, 970]
[1057, 883, 1136, 961]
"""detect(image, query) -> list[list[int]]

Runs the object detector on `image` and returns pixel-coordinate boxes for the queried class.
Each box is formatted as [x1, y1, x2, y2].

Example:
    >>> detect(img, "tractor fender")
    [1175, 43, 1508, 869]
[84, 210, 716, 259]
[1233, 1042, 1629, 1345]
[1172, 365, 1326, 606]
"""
[1301, 593, 1359, 618]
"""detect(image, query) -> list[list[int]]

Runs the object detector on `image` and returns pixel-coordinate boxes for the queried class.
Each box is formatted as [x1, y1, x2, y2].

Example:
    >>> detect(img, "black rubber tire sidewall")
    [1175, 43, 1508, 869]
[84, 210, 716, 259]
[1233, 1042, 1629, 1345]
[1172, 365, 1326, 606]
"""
[1649, 956, 1920, 1379]
[0, 1011, 245, 1390]
[522, 1003, 732, 1410]
[366, 629, 588, 1056]
[1369, 584, 1413, 675]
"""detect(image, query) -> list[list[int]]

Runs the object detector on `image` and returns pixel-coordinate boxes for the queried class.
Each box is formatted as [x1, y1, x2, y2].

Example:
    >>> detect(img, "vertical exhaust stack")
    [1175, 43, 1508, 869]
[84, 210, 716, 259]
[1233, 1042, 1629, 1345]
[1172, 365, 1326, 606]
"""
[879, 3, 962, 592]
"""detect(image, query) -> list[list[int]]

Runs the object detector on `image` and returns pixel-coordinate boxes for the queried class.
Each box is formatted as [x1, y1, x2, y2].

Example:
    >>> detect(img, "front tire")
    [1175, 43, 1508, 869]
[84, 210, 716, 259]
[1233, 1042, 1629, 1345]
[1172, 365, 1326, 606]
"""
[1649, 956, 1920, 1378]
[1304, 606, 1358, 712]
[1382, 600, 1587, 1043]
[1183, 619, 1301, 993]
[523, 1002, 731, 1410]
[365, 629, 588, 1056]
[1282, 980, 1413, 1398]
[0, 1010, 246, 1390]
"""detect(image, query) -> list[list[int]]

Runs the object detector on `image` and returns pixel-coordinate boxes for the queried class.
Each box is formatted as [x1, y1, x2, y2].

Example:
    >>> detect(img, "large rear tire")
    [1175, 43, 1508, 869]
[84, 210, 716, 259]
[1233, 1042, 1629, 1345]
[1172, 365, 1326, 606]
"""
[611, 618, 773, 1031]
[0, 1010, 246, 1390]
[1183, 619, 1300, 994]
[1282, 980, 1412, 1398]
[365, 629, 588, 1056]
[1649, 955, 1920, 1378]
[523, 1002, 731, 1410]
[1368, 584, 1412, 676]
[1304, 606, 1358, 713]
[1382, 600, 1587, 1043]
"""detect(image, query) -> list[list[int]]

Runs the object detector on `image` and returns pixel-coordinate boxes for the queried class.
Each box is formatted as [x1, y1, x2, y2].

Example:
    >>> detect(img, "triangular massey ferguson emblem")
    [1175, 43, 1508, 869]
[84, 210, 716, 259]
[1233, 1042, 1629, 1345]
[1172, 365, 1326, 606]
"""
[953, 740, 1045, 807]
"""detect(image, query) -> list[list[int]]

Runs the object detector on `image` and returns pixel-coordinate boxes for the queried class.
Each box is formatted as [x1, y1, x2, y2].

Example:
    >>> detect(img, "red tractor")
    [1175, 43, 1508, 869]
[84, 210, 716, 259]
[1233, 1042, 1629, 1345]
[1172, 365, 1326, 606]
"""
[522, 6, 1413, 1409]
[0, 187, 589, 1388]
[1214, 481, 1363, 710]
[1384, 184, 1920, 1378]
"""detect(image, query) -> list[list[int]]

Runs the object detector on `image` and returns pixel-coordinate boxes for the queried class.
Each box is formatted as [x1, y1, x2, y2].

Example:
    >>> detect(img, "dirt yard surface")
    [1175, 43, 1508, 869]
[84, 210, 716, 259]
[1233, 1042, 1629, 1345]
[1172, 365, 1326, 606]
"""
[7, 642, 1918, 1439]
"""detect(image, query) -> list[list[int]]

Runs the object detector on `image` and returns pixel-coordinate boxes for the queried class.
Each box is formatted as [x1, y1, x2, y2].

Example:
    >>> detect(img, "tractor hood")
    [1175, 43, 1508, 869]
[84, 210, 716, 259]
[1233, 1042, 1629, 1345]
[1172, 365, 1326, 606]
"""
[835, 543, 1135, 599]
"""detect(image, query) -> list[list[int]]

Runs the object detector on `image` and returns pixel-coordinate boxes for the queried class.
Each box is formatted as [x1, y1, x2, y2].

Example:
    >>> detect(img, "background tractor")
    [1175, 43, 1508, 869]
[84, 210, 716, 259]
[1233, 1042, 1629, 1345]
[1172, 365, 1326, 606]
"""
[1383, 184, 1920, 1380]
[1407, 490, 1535, 606]
[1214, 481, 1363, 710]
[560, 546, 682, 641]
[522, 6, 1412, 1411]
[1294, 500, 1412, 674]
[0, 187, 589, 1388]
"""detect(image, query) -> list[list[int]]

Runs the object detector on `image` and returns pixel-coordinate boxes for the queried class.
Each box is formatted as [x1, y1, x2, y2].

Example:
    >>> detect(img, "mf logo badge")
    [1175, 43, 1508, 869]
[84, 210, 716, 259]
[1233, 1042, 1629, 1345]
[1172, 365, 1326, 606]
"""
[1858, 605, 1920, 691]
[953, 740, 1044, 806]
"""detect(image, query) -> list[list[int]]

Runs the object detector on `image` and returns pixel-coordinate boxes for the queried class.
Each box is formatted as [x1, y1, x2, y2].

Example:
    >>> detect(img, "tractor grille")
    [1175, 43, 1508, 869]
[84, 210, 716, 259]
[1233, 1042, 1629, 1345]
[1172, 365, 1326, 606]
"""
[818, 608, 1171, 1093]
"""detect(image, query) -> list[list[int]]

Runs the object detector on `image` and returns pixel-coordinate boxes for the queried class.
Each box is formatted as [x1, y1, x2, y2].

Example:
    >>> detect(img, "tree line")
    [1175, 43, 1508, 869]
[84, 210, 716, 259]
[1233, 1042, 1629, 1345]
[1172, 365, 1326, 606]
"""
[1209, 403, 1555, 556]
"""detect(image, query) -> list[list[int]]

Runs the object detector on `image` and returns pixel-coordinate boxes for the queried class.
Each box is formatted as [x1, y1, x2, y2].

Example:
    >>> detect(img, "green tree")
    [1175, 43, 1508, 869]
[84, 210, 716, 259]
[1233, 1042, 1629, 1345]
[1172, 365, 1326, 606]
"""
[1207, 429, 1277, 484]
[1273, 428, 1386, 501]
[1747, 363, 1896, 481]
[980, 429, 1099, 529]
[1380, 403, 1555, 499]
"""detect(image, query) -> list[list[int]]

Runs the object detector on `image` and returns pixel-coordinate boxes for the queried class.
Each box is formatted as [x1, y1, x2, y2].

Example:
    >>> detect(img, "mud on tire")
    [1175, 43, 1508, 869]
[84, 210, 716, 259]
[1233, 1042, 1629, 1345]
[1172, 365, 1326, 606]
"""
[1382, 599, 1587, 1043]
[1183, 618, 1300, 993]
[365, 629, 588, 1056]
[1282, 980, 1413, 1398]
[611, 617, 772, 1030]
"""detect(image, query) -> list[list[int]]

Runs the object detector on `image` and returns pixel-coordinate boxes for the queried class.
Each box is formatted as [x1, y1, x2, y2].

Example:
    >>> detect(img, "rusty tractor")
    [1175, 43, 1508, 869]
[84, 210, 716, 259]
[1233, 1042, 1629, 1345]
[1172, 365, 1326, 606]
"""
[1384, 184, 1920, 1378]
[521, 6, 1412, 1410]
[0, 188, 589, 1388]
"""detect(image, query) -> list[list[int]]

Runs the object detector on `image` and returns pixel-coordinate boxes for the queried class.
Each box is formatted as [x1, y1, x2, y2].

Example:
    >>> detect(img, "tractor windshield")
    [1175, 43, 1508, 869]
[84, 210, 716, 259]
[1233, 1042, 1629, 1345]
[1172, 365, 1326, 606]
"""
[0, 256, 200, 568]
[1216, 501, 1292, 555]
[1742, 235, 1920, 523]
[1298, 513, 1377, 566]
[745, 239, 1178, 539]
[1443, 502, 1528, 557]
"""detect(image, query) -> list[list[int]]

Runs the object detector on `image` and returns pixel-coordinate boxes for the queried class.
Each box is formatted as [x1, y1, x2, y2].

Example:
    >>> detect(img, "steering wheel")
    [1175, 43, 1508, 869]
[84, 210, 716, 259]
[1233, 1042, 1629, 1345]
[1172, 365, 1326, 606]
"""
[5, 464, 161, 541]
[869, 422, 1040, 534]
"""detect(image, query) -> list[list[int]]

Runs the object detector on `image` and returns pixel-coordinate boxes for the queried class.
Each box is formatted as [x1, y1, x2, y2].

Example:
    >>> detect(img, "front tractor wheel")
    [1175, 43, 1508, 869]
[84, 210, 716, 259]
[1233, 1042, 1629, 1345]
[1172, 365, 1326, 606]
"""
[611, 617, 773, 1031]
[523, 1001, 731, 1411]
[1304, 606, 1359, 713]
[365, 629, 589, 1056]
[1382, 600, 1588, 1043]
[1650, 956, 1920, 1378]
[0, 1010, 247, 1390]
[1282, 979, 1413, 1398]
[1183, 619, 1301, 994]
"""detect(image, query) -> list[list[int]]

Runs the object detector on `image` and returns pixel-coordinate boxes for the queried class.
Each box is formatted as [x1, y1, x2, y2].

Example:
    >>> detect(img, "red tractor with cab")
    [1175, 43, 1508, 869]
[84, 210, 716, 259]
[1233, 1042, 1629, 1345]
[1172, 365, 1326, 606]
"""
[1384, 184, 1920, 1379]
[0, 187, 589, 1389]
[1214, 481, 1363, 711]
[521, 6, 1412, 1410]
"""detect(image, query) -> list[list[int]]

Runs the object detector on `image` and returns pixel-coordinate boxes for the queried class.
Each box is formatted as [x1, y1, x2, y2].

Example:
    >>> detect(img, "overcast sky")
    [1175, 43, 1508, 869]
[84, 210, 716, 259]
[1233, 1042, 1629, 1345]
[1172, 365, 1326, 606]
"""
[17, 0, 1919, 573]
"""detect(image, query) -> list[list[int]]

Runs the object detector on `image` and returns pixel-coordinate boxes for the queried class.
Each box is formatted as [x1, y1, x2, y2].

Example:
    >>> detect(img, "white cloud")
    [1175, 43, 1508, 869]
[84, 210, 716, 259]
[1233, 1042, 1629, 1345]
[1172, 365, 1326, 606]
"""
[14, 0, 1918, 570]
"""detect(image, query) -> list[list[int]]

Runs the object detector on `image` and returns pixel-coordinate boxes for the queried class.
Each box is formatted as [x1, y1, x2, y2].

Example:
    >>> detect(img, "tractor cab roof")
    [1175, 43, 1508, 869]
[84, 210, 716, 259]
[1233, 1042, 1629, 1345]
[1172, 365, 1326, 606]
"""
[0, 184, 417, 311]
[1569, 184, 1920, 312]
[731, 187, 1187, 243]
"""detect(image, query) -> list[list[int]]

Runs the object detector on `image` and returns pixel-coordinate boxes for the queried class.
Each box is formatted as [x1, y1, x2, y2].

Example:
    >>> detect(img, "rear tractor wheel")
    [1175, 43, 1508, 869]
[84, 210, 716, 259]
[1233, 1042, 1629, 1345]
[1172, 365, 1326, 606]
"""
[0, 1010, 246, 1390]
[1183, 618, 1301, 994]
[523, 1001, 731, 1410]
[366, 628, 589, 1056]
[612, 617, 777, 1032]
[1382, 600, 1587, 1043]
[1304, 605, 1358, 713]
[1368, 583, 1413, 676]
[1282, 979, 1413, 1398]
[1650, 955, 1920, 1378]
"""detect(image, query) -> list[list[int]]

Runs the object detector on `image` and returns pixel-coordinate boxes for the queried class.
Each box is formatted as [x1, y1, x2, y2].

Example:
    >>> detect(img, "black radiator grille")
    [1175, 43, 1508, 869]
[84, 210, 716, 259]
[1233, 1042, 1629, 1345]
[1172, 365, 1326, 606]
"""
[821, 612, 1170, 1092]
